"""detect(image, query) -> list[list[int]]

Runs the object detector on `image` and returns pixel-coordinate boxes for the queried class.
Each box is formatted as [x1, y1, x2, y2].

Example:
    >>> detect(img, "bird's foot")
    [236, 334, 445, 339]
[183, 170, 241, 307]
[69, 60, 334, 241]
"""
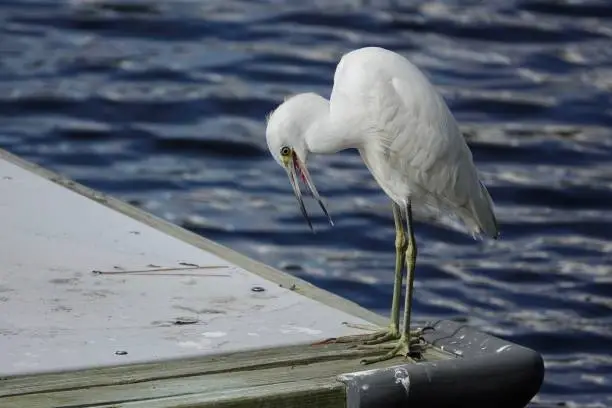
[357, 329, 427, 365]
[312, 324, 432, 364]
[311, 323, 400, 346]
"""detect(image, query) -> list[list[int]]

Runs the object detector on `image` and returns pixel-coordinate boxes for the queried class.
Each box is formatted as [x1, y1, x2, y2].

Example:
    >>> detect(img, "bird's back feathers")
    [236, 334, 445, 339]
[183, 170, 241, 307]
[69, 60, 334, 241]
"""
[334, 47, 498, 239]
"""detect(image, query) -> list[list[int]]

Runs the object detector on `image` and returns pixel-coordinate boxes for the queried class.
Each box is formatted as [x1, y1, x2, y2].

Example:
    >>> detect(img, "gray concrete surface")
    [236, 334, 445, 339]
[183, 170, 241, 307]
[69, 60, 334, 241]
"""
[0, 157, 371, 376]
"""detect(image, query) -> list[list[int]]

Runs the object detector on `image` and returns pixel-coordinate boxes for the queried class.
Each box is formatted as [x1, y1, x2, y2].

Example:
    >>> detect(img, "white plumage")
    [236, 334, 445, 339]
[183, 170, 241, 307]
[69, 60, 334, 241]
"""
[342, 48, 498, 238]
[265, 46, 498, 363]
[267, 47, 497, 238]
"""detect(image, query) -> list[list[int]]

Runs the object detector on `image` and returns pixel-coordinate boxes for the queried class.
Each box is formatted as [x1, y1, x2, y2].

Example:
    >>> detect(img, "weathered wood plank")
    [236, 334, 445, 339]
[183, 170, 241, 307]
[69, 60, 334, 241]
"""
[100, 381, 346, 408]
[1, 343, 450, 408]
[0, 343, 450, 398]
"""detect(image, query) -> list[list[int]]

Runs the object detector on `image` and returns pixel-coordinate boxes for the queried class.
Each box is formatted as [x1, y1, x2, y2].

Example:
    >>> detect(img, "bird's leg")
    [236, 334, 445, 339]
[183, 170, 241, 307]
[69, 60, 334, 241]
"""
[312, 203, 405, 345]
[399, 202, 426, 352]
[356, 203, 405, 344]
[359, 202, 426, 364]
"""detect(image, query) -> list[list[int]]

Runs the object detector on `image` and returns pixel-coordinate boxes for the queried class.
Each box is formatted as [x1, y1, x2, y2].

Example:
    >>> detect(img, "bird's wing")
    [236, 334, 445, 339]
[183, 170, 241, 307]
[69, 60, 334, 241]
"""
[372, 77, 472, 202]
[370, 76, 497, 236]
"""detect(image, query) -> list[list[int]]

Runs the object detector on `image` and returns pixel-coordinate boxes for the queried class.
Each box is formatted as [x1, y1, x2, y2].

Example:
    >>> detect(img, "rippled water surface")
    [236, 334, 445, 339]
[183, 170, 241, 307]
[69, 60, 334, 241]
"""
[1, 0, 612, 405]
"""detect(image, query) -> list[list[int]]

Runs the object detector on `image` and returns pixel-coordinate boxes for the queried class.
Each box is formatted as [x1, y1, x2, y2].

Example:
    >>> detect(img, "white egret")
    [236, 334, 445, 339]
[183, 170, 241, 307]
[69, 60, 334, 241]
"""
[265, 46, 498, 364]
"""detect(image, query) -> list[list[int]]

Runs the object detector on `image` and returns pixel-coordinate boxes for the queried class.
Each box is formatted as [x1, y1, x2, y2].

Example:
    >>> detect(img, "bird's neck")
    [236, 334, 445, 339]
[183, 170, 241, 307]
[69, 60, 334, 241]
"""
[305, 111, 358, 155]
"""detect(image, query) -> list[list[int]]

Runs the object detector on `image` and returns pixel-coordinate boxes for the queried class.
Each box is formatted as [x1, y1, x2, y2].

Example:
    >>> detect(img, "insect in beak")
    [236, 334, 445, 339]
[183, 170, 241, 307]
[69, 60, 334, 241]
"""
[283, 149, 334, 233]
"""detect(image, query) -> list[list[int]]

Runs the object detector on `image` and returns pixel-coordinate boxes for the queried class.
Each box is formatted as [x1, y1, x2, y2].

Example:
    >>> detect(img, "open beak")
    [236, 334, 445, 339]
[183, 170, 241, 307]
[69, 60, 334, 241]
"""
[283, 149, 333, 233]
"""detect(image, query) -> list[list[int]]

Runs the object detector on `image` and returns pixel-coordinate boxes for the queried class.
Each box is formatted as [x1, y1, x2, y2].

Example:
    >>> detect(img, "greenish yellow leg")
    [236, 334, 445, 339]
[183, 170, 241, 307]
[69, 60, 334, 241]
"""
[359, 202, 405, 344]
[314, 203, 405, 345]
[360, 202, 426, 365]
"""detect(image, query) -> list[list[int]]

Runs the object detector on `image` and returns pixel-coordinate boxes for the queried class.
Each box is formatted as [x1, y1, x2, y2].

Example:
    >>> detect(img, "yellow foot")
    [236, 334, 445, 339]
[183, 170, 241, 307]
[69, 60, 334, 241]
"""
[357, 329, 427, 365]
[311, 324, 400, 346]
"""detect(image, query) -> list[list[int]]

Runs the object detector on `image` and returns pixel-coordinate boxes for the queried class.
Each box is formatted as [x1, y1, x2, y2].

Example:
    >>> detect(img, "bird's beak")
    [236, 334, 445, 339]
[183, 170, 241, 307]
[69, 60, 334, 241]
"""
[282, 149, 334, 233]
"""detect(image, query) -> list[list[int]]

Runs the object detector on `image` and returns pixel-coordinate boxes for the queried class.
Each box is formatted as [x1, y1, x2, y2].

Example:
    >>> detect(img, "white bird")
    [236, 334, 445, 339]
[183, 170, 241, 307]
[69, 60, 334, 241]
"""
[265, 46, 498, 364]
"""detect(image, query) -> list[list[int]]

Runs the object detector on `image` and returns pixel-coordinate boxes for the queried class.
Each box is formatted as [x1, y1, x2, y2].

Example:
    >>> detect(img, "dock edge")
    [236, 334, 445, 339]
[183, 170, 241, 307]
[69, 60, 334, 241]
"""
[338, 320, 544, 408]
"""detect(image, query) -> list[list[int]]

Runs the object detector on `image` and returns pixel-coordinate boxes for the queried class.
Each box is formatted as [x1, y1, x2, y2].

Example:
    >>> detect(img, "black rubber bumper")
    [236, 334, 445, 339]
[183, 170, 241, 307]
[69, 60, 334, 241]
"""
[338, 320, 544, 408]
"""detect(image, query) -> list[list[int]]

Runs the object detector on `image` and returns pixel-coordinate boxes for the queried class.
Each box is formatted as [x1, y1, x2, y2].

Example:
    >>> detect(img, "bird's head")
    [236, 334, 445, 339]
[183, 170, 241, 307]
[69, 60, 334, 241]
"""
[265, 93, 333, 232]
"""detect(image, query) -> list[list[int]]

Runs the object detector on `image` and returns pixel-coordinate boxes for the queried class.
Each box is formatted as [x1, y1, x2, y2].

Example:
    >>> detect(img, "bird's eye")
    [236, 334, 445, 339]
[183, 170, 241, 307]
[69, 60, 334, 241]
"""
[280, 146, 291, 157]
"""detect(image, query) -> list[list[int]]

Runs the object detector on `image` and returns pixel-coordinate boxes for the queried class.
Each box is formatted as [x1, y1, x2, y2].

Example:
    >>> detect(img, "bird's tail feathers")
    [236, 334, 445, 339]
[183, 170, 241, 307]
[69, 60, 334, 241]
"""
[467, 181, 499, 240]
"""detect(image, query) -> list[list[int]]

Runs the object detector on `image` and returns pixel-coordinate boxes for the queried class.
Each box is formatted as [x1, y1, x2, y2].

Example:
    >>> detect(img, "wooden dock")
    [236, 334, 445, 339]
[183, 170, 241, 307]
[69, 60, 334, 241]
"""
[0, 148, 543, 408]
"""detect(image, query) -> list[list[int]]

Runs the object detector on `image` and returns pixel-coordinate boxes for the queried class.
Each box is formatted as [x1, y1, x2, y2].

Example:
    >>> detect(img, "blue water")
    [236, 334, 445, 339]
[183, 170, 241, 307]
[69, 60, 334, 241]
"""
[1, 0, 611, 406]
